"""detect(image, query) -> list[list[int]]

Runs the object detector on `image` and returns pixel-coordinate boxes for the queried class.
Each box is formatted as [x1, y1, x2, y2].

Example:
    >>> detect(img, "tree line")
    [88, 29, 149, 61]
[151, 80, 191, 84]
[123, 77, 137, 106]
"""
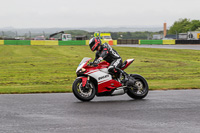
[168, 18, 200, 34]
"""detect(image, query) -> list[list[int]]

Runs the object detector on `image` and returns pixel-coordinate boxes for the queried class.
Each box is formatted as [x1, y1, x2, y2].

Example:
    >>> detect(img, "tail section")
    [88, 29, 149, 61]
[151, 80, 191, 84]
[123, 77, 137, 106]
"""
[121, 59, 134, 70]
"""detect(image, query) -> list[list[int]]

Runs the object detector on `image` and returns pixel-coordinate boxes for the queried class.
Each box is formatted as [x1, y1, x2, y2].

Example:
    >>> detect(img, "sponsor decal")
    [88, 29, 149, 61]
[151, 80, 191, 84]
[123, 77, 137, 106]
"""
[98, 75, 109, 80]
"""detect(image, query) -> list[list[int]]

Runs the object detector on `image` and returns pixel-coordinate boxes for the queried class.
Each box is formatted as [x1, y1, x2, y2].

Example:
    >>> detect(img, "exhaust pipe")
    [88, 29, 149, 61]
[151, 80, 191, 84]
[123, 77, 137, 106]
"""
[111, 87, 125, 96]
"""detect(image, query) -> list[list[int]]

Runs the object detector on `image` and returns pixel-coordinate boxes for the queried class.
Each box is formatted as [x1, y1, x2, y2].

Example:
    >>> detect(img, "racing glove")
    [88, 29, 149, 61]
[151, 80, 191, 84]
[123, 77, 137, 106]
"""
[94, 57, 103, 64]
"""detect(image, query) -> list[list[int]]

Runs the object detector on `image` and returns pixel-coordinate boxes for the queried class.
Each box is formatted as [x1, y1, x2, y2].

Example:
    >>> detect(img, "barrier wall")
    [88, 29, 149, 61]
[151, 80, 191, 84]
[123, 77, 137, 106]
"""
[85, 40, 117, 45]
[140, 40, 163, 45]
[113, 40, 117, 45]
[31, 40, 58, 45]
[0, 40, 95, 46]
[0, 40, 4, 45]
[0, 40, 85, 46]
[4, 40, 30, 45]
[4, 40, 18, 45]
[176, 40, 200, 44]
[117, 39, 138, 44]
[163, 40, 176, 45]
[101, 40, 115, 45]
[45, 40, 58, 45]
[85, 40, 89, 45]
[1, 39, 200, 46]
[31, 40, 45, 45]
[59, 40, 85, 45]
[118, 39, 200, 45]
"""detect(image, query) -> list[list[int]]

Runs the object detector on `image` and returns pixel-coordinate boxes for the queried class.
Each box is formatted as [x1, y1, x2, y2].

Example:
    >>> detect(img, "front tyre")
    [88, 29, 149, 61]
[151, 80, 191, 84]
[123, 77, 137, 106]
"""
[72, 78, 96, 102]
[127, 74, 149, 99]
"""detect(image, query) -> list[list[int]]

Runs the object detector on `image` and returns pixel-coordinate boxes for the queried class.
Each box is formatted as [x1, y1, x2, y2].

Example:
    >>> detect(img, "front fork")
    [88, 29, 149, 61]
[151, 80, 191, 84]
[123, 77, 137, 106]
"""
[85, 76, 90, 88]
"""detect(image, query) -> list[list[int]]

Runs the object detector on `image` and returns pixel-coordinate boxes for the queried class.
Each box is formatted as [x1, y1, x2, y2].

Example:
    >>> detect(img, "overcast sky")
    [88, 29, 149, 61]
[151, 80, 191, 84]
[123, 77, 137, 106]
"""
[0, 0, 200, 28]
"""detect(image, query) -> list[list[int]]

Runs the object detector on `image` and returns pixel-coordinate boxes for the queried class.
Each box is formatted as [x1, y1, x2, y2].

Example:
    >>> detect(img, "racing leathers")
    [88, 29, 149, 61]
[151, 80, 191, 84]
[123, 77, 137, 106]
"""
[93, 43, 123, 77]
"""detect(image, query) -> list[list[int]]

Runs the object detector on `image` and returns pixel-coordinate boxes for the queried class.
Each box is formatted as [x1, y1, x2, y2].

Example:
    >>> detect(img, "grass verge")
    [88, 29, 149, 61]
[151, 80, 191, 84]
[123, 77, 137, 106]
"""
[0, 45, 200, 94]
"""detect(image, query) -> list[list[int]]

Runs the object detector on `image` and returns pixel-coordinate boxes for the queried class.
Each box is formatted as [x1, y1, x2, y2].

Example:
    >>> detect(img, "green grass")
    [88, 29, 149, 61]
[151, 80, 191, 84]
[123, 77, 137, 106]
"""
[0, 45, 200, 94]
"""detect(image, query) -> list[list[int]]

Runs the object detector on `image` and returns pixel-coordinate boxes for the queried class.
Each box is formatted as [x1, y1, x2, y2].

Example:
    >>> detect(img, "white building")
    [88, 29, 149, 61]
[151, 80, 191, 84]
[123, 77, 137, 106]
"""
[179, 33, 187, 40]
[187, 31, 200, 40]
[153, 34, 163, 40]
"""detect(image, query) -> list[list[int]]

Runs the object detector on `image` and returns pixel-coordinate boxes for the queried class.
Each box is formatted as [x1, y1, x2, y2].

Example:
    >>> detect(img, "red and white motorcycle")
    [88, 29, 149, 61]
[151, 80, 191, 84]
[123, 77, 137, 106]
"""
[72, 57, 149, 101]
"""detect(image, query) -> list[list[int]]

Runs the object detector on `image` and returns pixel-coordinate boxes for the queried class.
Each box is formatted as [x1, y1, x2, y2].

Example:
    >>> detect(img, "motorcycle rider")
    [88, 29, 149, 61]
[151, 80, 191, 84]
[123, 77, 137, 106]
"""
[89, 37, 129, 82]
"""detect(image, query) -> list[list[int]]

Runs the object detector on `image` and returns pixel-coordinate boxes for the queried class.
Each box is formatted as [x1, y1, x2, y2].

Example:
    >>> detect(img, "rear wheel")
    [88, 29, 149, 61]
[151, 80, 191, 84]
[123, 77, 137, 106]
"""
[72, 78, 96, 102]
[127, 74, 149, 99]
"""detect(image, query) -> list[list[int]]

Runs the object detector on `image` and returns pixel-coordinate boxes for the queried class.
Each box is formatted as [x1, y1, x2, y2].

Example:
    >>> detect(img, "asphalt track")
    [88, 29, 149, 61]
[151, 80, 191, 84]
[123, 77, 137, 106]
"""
[117, 44, 200, 50]
[1, 90, 200, 133]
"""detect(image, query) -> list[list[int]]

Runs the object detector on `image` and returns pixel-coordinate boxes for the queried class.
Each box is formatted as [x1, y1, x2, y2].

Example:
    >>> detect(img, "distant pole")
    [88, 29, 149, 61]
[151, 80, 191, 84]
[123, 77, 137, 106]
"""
[2, 31, 4, 39]
[43, 31, 45, 38]
[147, 33, 150, 40]
[16, 31, 18, 37]
[29, 31, 31, 39]
[163, 23, 167, 37]
[24, 33, 27, 39]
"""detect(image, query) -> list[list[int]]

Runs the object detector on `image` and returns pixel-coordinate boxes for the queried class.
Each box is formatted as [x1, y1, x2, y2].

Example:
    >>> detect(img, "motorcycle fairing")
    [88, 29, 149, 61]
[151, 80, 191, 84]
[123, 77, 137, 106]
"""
[97, 80, 122, 93]
[76, 58, 125, 94]
[84, 67, 122, 93]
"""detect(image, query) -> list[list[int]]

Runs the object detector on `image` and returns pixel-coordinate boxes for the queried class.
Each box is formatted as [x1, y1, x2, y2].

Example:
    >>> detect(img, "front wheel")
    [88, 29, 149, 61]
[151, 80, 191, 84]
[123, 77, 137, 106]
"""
[72, 77, 96, 102]
[127, 74, 149, 99]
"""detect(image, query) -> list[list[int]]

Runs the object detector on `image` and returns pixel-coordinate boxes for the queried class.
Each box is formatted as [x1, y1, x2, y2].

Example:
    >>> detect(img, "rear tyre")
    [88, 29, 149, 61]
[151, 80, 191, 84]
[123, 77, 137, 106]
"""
[72, 78, 96, 102]
[127, 74, 149, 99]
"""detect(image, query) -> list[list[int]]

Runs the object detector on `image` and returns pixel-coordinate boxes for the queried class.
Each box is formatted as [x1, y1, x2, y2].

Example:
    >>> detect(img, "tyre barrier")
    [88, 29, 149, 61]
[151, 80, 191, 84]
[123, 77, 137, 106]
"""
[0, 40, 86, 46]
[0, 40, 117, 46]
[117, 39, 200, 45]
[117, 39, 138, 44]
[176, 40, 200, 44]
[0, 39, 200, 45]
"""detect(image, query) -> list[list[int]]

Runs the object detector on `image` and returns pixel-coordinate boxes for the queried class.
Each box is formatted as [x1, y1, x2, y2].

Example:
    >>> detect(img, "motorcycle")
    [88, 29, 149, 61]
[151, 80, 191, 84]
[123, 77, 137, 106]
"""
[72, 57, 149, 101]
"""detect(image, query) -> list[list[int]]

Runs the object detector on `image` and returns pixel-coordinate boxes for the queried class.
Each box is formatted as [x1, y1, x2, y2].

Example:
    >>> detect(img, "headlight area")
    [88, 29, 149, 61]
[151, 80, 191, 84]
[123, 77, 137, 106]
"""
[76, 68, 86, 75]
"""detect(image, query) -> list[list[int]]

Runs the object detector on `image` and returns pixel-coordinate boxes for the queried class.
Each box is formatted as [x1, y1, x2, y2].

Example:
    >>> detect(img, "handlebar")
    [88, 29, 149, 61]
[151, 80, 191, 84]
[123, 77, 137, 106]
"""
[88, 62, 98, 67]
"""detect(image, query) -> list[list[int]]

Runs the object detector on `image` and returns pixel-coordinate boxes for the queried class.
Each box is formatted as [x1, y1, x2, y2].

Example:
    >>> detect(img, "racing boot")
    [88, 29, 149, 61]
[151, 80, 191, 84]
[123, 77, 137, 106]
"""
[115, 68, 129, 83]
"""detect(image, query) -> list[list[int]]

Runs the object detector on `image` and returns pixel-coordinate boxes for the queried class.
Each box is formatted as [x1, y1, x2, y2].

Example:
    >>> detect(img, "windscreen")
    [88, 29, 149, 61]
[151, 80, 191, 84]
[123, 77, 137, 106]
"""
[79, 57, 91, 65]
